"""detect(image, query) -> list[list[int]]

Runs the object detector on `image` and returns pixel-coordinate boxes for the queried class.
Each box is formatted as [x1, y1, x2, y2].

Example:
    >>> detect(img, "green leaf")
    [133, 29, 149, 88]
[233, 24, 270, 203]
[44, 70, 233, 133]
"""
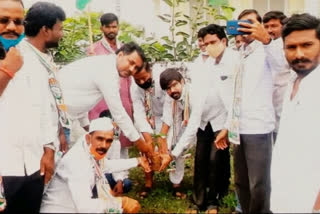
[163, 0, 173, 7]
[176, 31, 190, 38]
[214, 14, 228, 21]
[183, 14, 191, 20]
[163, 44, 173, 50]
[158, 15, 171, 23]
[175, 20, 188, 27]
[174, 12, 182, 17]
[163, 13, 172, 18]
[221, 5, 235, 20]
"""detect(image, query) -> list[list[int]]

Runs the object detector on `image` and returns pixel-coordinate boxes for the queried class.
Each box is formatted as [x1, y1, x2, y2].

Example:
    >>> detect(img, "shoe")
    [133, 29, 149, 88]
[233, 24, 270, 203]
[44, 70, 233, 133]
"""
[139, 186, 151, 199]
[186, 204, 199, 214]
[205, 205, 218, 214]
[172, 185, 187, 200]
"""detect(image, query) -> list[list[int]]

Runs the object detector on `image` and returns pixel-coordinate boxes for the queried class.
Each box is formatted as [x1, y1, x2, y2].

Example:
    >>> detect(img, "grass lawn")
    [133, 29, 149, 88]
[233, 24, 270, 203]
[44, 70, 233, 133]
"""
[125, 147, 237, 213]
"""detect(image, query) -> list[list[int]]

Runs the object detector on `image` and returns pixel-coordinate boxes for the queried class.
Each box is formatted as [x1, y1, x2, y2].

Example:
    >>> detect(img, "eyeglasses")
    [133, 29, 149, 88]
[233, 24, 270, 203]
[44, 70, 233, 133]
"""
[0, 17, 24, 26]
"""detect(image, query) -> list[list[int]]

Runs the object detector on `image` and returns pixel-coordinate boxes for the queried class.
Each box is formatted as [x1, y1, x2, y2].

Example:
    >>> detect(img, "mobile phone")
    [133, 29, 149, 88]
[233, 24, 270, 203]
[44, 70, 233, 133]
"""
[226, 20, 252, 35]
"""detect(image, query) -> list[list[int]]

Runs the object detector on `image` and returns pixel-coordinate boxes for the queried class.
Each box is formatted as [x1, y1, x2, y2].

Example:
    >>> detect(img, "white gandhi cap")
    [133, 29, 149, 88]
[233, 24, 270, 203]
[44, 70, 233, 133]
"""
[89, 117, 114, 133]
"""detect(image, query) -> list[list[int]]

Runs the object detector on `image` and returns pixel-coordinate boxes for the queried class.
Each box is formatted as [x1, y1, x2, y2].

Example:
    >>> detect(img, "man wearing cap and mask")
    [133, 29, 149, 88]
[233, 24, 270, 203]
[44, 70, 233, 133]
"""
[40, 117, 150, 213]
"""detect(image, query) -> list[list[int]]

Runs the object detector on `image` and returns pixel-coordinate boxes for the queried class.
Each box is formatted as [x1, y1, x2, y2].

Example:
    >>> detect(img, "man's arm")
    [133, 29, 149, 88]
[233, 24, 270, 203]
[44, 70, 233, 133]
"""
[0, 47, 23, 96]
[96, 69, 153, 156]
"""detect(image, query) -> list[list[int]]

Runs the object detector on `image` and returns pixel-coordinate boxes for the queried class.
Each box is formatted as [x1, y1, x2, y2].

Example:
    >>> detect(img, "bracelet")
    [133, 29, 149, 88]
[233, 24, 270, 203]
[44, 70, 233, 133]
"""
[0, 67, 14, 79]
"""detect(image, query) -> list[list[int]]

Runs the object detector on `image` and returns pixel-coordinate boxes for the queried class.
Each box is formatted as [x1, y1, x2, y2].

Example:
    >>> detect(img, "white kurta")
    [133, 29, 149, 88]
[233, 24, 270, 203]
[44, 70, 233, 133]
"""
[0, 40, 56, 176]
[270, 65, 320, 212]
[40, 135, 138, 213]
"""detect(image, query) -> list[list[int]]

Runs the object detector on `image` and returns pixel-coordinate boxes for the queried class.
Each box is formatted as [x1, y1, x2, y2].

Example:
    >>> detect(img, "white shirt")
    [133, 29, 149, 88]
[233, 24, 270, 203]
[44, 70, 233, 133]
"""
[105, 139, 128, 181]
[41, 135, 138, 213]
[170, 49, 237, 157]
[270, 65, 320, 212]
[239, 40, 275, 134]
[0, 40, 56, 176]
[264, 38, 292, 132]
[57, 55, 140, 142]
[130, 68, 166, 134]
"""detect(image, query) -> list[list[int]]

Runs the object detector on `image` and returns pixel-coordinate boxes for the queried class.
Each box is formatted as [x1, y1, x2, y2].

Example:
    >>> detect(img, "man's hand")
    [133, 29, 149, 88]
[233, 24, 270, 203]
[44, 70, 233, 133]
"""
[1, 47, 23, 74]
[138, 156, 151, 173]
[59, 128, 68, 154]
[158, 153, 172, 172]
[238, 18, 271, 45]
[112, 180, 124, 197]
[135, 136, 154, 158]
[214, 129, 229, 150]
[40, 147, 55, 184]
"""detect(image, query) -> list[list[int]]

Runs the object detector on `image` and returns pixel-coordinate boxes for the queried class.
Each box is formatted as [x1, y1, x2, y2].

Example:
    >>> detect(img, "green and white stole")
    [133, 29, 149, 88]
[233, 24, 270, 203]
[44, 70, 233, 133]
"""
[26, 42, 71, 129]
[228, 42, 259, 144]
[171, 85, 190, 150]
[144, 80, 155, 131]
[84, 141, 122, 213]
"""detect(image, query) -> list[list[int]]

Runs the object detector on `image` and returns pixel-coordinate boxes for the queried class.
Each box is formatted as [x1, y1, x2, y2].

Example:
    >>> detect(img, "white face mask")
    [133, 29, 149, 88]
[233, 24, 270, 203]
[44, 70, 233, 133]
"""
[206, 42, 225, 59]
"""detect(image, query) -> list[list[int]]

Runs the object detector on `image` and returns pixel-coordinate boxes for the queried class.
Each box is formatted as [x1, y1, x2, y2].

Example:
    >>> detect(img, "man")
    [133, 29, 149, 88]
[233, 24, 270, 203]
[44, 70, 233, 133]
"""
[0, 0, 24, 96]
[238, 10, 291, 140]
[0, 1, 65, 213]
[263, 11, 291, 139]
[131, 62, 175, 198]
[234, 35, 243, 50]
[223, 9, 275, 213]
[40, 117, 150, 213]
[57, 42, 154, 158]
[87, 12, 134, 187]
[161, 25, 235, 210]
[189, 27, 209, 83]
[23, 1, 69, 150]
[270, 13, 320, 212]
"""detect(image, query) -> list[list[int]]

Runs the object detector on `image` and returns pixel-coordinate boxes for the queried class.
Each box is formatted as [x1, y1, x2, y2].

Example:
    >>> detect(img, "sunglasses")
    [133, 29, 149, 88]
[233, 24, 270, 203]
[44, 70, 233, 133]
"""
[0, 17, 24, 26]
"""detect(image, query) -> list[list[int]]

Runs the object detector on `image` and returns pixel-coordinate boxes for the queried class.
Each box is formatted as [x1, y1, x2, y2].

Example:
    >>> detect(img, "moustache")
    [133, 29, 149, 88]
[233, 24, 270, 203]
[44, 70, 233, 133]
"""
[1, 31, 20, 38]
[292, 58, 311, 65]
[96, 148, 107, 154]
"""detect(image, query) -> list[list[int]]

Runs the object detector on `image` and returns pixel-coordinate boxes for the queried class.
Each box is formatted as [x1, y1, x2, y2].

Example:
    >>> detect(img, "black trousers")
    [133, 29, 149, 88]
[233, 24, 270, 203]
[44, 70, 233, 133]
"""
[2, 170, 44, 214]
[193, 123, 230, 209]
[234, 133, 272, 213]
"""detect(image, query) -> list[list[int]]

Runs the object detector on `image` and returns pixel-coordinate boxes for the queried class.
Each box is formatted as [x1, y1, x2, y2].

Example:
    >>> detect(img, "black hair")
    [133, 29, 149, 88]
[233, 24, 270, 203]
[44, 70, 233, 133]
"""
[263, 11, 287, 25]
[160, 68, 183, 90]
[99, 110, 113, 119]
[115, 42, 146, 71]
[100, 13, 118, 26]
[197, 26, 207, 39]
[238, 9, 262, 23]
[24, 2, 66, 37]
[282, 13, 320, 40]
[203, 24, 228, 45]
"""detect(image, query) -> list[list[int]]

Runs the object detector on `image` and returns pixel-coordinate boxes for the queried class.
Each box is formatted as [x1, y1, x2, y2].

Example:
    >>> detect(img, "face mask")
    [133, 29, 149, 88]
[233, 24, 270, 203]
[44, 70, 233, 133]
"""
[206, 42, 225, 59]
[0, 33, 25, 51]
[89, 144, 107, 161]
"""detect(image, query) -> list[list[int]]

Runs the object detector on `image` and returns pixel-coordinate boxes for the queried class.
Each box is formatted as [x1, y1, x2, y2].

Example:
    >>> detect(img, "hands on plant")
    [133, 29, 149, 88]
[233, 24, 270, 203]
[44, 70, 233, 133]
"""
[158, 153, 172, 172]
[138, 156, 151, 173]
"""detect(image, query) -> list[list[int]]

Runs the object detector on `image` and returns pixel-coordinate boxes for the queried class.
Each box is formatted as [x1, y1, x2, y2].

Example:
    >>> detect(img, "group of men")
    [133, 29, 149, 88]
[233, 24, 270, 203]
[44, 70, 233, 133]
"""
[0, 0, 319, 213]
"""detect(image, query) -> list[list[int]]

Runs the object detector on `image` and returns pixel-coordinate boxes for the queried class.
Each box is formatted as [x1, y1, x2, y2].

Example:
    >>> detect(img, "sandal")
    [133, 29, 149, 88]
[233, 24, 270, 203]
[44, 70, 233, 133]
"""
[172, 186, 187, 200]
[139, 186, 151, 199]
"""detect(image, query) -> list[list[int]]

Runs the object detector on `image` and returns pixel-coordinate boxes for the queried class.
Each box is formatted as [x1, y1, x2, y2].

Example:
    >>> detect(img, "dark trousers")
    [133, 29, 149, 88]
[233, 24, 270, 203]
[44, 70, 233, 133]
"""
[193, 123, 230, 209]
[2, 170, 44, 214]
[234, 133, 272, 213]
[105, 173, 132, 193]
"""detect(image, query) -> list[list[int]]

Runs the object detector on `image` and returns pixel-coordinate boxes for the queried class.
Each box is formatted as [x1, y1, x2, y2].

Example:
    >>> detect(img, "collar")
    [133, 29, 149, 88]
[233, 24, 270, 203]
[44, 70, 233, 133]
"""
[101, 36, 120, 54]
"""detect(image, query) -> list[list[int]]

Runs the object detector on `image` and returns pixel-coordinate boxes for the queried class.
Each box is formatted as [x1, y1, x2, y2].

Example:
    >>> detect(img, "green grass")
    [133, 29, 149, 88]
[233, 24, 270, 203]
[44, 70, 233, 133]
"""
[125, 147, 237, 213]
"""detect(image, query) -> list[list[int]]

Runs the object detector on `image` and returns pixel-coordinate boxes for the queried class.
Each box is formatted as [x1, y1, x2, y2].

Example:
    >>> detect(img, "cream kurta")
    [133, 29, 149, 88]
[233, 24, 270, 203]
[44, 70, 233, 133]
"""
[271, 65, 320, 212]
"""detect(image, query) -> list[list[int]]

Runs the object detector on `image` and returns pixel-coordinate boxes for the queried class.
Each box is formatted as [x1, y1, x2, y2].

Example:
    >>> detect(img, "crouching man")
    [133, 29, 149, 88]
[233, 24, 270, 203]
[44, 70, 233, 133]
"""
[40, 117, 150, 213]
